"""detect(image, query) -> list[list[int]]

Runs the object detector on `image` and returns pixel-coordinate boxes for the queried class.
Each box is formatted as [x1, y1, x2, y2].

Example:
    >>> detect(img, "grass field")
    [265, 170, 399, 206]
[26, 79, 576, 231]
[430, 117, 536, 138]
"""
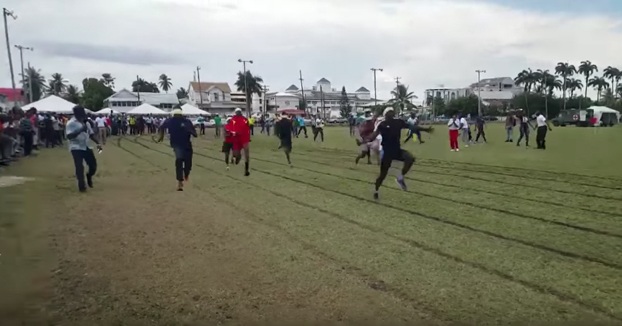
[1, 124, 622, 326]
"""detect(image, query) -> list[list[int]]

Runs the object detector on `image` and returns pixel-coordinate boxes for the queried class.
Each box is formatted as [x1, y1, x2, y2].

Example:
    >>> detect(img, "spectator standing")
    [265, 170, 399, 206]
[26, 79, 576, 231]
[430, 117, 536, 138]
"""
[447, 114, 460, 151]
[505, 113, 516, 142]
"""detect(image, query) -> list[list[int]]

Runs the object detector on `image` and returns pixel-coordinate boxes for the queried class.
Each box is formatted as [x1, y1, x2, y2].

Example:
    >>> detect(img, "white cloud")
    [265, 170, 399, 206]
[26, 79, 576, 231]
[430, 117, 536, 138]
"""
[1, 0, 621, 100]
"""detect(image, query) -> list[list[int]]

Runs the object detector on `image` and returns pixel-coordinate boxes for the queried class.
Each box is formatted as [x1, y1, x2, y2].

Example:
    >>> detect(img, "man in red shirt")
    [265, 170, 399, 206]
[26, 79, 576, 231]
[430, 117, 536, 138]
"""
[222, 118, 234, 170]
[230, 108, 250, 176]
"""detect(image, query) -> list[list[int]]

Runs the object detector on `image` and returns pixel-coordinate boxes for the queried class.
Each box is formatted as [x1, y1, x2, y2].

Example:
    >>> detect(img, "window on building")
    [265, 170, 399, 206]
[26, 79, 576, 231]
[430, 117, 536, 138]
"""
[284, 101, 290, 106]
[214, 93, 219, 101]
[259, 99, 262, 104]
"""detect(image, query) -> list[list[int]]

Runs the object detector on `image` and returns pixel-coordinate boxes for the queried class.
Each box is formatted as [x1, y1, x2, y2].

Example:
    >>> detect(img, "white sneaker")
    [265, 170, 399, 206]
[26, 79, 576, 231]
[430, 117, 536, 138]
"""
[226, 166, 230, 171]
[456, 148, 460, 152]
[451, 149, 456, 152]
[465, 145, 469, 148]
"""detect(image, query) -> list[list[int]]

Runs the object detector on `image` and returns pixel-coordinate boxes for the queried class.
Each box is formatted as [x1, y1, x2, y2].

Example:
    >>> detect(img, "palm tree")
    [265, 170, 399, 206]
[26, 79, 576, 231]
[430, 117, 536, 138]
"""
[601, 88, 616, 107]
[514, 68, 537, 113]
[544, 75, 562, 118]
[387, 84, 418, 113]
[234, 70, 264, 116]
[603, 66, 621, 99]
[578, 60, 598, 108]
[566, 78, 583, 98]
[159, 74, 173, 93]
[101, 73, 115, 88]
[617, 83, 622, 99]
[176, 87, 188, 99]
[48, 73, 68, 96]
[64, 85, 82, 104]
[554, 62, 577, 111]
[588, 76, 609, 103]
[21, 66, 46, 102]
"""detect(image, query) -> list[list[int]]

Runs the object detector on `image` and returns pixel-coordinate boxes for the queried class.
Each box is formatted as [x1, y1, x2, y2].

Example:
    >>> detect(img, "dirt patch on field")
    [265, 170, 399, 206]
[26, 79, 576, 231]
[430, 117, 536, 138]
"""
[0, 176, 34, 188]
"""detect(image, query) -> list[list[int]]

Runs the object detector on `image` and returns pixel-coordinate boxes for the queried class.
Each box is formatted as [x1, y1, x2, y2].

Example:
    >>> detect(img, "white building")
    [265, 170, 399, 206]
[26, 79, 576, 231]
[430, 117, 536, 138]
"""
[0, 93, 7, 112]
[103, 89, 180, 113]
[187, 81, 263, 115]
[424, 87, 473, 103]
[267, 78, 378, 117]
[470, 77, 522, 101]
[425, 77, 522, 104]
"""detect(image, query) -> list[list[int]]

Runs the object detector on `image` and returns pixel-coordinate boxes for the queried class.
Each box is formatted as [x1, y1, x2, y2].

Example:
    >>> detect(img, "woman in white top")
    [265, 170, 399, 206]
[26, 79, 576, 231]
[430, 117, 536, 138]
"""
[459, 115, 470, 147]
[447, 114, 460, 151]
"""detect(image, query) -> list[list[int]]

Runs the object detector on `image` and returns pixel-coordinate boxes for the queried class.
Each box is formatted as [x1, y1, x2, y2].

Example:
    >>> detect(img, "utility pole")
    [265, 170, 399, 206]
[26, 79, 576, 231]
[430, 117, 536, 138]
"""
[319, 85, 324, 119]
[476, 69, 486, 117]
[136, 75, 141, 102]
[298, 70, 306, 114]
[15, 44, 33, 104]
[238, 59, 253, 117]
[193, 70, 196, 82]
[262, 85, 269, 114]
[3, 8, 17, 105]
[196, 66, 202, 107]
[394, 76, 401, 97]
[371, 68, 383, 106]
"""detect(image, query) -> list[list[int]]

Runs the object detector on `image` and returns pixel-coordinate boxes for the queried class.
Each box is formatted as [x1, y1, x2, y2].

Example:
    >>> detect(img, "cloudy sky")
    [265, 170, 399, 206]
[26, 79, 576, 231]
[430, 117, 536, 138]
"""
[1, 0, 621, 101]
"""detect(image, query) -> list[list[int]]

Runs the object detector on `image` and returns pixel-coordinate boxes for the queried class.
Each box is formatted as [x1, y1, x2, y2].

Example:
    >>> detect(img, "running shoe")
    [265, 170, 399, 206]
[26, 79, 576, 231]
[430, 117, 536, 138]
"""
[396, 177, 407, 191]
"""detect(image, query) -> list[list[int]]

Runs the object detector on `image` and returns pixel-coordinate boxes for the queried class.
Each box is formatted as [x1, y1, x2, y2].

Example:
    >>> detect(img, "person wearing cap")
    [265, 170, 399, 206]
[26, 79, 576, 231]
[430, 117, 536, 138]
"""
[230, 108, 251, 176]
[363, 107, 433, 200]
[65, 106, 102, 192]
[156, 108, 197, 191]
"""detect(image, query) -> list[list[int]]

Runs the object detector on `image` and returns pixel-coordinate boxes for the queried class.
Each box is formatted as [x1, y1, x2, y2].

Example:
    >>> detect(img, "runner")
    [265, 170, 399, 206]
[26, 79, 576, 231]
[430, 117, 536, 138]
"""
[156, 108, 197, 191]
[276, 114, 294, 167]
[516, 110, 532, 147]
[403, 113, 424, 144]
[355, 109, 376, 165]
[230, 108, 251, 176]
[65, 106, 102, 192]
[222, 118, 234, 170]
[364, 107, 433, 200]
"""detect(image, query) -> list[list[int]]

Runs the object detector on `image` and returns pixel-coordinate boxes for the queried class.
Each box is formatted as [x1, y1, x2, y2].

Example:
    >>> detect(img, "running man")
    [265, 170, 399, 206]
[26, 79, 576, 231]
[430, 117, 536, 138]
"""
[516, 110, 532, 147]
[355, 109, 376, 165]
[276, 114, 294, 167]
[156, 108, 197, 191]
[222, 117, 234, 170]
[403, 113, 425, 144]
[230, 108, 251, 176]
[364, 107, 433, 200]
[66, 106, 102, 192]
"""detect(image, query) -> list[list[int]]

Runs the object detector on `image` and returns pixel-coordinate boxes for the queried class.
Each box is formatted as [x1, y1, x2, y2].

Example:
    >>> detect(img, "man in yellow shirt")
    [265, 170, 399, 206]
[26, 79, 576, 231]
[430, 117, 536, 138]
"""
[248, 116, 255, 136]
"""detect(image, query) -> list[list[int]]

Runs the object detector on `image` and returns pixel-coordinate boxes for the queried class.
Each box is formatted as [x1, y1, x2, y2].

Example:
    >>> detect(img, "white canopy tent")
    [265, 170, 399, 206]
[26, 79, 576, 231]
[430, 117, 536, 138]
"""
[588, 106, 621, 125]
[181, 103, 209, 115]
[126, 103, 167, 115]
[97, 108, 119, 115]
[26, 95, 77, 114]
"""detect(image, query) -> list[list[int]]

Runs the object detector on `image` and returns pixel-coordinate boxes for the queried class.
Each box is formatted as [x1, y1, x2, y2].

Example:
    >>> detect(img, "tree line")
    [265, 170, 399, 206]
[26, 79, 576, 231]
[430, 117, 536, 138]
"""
[20, 68, 192, 111]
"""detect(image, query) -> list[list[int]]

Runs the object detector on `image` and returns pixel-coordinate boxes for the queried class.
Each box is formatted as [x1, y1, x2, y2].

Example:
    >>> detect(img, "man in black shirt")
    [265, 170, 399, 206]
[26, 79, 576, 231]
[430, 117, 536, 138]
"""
[275, 115, 294, 167]
[364, 107, 433, 199]
[156, 108, 197, 191]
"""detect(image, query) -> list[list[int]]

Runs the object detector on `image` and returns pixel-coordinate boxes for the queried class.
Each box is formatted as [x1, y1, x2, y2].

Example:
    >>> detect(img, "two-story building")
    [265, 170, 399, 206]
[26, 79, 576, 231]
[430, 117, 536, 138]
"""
[425, 77, 522, 104]
[103, 89, 180, 113]
[187, 82, 263, 116]
[267, 78, 378, 117]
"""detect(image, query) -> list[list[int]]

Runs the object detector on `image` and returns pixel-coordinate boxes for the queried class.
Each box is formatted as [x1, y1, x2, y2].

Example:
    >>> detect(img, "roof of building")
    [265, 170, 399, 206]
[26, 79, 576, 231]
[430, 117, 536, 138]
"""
[355, 87, 370, 92]
[106, 88, 179, 104]
[471, 77, 513, 87]
[189, 81, 232, 93]
[275, 92, 301, 97]
[317, 78, 330, 84]
[0, 88, 24, 102]
[286, 84, 299, 91]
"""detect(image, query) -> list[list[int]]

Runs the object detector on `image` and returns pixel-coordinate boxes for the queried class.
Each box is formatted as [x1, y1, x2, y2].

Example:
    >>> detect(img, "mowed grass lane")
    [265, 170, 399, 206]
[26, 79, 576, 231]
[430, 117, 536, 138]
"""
[115, 123, 622, 324]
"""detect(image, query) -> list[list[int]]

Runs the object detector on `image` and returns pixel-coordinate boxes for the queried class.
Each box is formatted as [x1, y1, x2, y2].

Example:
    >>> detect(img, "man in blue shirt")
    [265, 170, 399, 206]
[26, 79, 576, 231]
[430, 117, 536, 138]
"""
[66, 106, 102, 192]
[156, 108, 197, 191]
[296, 116, 308, 138]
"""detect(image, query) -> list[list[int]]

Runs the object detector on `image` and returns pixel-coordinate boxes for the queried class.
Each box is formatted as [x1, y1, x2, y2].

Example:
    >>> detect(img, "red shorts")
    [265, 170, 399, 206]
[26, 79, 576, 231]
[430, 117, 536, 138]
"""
[232, 141, 248, 151]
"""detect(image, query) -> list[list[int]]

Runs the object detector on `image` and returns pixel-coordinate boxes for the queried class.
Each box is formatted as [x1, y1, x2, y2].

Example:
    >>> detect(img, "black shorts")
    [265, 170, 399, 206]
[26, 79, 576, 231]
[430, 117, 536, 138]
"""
[280, 137, 292, 150]
[222, 142, 233, 153]
[380, 148, 412, 170]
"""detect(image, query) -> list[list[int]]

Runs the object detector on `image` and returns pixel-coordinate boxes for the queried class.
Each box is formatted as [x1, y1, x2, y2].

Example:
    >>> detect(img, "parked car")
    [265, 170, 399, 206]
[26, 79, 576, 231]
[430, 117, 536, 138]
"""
[190, 118, 215, 128]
